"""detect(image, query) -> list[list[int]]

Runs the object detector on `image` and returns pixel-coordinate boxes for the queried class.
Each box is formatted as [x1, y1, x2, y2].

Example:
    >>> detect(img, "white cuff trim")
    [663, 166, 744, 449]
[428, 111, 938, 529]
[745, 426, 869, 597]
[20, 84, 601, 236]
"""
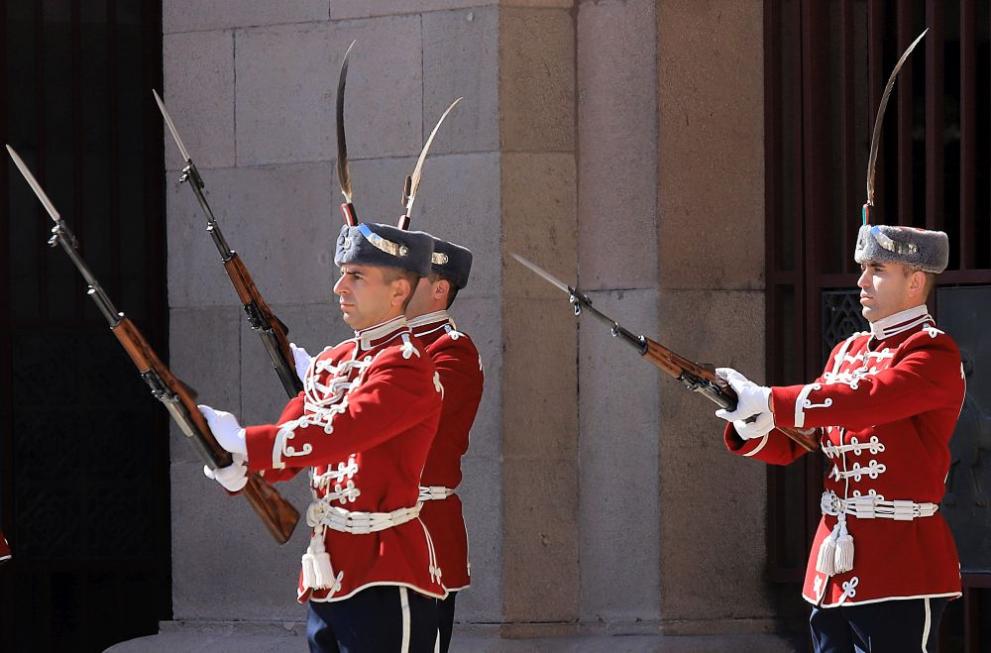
[743, 432, 771, 457]
[794, 383, 823, 428]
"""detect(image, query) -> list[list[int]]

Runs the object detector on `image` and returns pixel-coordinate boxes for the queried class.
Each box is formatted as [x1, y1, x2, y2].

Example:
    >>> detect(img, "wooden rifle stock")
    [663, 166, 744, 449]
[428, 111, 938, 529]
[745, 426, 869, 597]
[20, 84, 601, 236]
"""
[642, 338, 819, 453]
[112, 318, 300, 543]
[221, 252, 302, 396]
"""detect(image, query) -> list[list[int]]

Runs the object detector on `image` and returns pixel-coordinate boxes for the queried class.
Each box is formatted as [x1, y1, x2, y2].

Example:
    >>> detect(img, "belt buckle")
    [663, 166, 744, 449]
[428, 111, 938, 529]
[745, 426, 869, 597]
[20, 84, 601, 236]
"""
[820, 492, 836, 515]
[306, 500, 330, 528]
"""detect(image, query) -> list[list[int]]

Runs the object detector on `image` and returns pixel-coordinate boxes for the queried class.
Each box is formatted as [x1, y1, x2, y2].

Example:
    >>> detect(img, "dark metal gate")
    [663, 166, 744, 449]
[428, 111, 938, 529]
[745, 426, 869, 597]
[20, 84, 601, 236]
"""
[0, 1, 169, 650]
[765, 1, 991, 650]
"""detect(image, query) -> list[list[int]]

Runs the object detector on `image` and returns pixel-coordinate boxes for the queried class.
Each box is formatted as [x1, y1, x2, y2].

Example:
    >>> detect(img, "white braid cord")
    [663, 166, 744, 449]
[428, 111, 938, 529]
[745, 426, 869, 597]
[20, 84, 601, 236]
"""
[419, 486, 455, 502]
[307, 501, 424, 534]
[820, 491, 938, 521]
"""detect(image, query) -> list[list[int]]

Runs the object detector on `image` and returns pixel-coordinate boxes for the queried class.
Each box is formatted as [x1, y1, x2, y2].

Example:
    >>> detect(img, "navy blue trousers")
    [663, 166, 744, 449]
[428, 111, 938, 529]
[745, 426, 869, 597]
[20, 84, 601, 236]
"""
[810, 597, 948, 653]
[436, 591, 457, 653]
[307, 586, 439, 653]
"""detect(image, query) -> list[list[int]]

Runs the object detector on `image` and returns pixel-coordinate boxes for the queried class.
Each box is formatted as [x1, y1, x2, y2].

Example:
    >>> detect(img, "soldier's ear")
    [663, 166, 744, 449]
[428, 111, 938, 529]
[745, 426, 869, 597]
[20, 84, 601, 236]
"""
[388, 275, 410, 306]
[907, 268, 927, 297]
[434, 278, 451, 302]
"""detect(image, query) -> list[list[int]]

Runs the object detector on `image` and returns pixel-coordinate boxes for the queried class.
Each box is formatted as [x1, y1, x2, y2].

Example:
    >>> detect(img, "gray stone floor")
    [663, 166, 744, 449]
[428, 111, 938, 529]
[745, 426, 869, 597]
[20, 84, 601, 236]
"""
[106, 622, 804, 653]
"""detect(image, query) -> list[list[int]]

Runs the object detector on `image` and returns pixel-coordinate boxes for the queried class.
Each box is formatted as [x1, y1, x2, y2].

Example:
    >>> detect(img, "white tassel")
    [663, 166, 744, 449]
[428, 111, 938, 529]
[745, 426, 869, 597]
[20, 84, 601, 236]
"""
[301, 552, 318, 589]
[302, 531, 341, 591]
[815, 527, 838, 576]
[313, 551, 336, 589]
[834, 518, 855, 574]
[302, 532, 326, 590]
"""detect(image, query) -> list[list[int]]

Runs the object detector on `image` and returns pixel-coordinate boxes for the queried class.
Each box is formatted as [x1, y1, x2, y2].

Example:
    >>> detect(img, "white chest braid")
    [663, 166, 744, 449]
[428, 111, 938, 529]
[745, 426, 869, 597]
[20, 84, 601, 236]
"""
[302, 350, 376, 431]
[297, 344, 440, 594]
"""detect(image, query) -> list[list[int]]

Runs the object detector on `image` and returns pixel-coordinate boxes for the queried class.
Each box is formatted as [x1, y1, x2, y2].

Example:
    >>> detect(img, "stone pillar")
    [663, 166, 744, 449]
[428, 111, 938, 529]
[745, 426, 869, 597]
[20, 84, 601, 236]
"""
[499, 2, 579, 633]
[657, 0, 781, 636]
[576, 0, 661, 632]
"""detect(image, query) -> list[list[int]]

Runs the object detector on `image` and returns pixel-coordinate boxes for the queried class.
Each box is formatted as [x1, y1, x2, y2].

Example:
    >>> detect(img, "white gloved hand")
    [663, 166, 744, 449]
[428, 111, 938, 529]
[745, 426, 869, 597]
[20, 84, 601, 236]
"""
[713, 368, 772, 422]
[204, 453, 248, 492]
[290, 342, 313, 384]
[198, 404, 247, 456]
[731, 411, 774, 440]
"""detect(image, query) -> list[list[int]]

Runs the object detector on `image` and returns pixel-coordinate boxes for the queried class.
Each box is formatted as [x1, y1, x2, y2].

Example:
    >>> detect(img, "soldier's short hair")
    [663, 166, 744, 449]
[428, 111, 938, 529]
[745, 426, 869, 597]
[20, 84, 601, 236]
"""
[382, 267, 420, 310]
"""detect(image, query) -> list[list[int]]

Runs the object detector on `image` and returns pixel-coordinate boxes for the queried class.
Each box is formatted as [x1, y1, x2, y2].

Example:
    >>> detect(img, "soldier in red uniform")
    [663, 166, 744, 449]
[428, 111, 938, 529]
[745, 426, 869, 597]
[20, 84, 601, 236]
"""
[0, 531, 10, 563]
[404, 235, 483, 653]
[200, 222, 445, 653]
[715, 225, 964, 653]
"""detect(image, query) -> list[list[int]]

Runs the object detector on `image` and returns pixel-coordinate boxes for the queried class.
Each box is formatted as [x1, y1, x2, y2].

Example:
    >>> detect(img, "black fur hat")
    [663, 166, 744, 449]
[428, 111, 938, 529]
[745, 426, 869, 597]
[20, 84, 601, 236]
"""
[334, 223, 434, 277]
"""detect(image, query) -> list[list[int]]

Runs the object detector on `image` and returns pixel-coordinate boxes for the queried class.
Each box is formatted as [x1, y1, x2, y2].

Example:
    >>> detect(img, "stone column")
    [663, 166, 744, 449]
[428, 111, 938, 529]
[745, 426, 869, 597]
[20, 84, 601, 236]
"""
[657, 0, 781, 636]
[499, 1, 579, 634]
[576, 0, 661, 632]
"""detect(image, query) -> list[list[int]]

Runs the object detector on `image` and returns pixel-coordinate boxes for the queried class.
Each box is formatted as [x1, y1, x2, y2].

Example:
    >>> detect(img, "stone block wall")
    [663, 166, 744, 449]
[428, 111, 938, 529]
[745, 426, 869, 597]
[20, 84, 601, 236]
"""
[156, 1, 791, 647]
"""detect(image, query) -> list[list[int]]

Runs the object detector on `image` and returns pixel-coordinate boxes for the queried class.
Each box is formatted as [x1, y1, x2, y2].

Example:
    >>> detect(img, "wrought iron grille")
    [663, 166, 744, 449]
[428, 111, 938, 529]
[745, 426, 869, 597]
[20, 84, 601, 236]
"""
[820, 290, 870, 364]
[766, 0, 991, 647]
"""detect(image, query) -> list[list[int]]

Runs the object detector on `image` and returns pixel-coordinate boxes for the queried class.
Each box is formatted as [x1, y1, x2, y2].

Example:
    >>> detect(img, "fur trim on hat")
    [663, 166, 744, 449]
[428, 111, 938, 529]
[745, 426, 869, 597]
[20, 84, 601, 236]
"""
[854, 224, 949, 273]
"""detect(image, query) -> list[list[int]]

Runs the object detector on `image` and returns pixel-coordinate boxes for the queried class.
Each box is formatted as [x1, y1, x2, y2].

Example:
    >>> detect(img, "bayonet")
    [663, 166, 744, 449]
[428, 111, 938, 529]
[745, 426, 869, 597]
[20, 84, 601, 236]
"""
[7, 145, 300, 543]
[7, 145, 113, 320]
[512, 253, 818, 452]
[7, 145, 65, 225]
[153, 90, 232, 258]
[398, 97, 462, 230]
[154, 89, 192, 164]
[152, 90, 303, 397]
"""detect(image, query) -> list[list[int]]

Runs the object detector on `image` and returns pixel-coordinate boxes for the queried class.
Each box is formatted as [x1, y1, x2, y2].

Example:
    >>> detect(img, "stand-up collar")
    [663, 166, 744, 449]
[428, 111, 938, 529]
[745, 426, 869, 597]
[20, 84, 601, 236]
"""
[355, 315, 409, 351]
[407, 309, 452, 334]
[869, 304, 932, 341]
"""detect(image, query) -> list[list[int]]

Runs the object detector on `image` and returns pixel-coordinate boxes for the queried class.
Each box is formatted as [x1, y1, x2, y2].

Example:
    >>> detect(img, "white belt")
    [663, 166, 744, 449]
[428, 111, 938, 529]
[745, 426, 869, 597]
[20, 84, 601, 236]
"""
[820, 491, 938, 521]
[306, 501, 422, 534]
[419, 485, 455, 502]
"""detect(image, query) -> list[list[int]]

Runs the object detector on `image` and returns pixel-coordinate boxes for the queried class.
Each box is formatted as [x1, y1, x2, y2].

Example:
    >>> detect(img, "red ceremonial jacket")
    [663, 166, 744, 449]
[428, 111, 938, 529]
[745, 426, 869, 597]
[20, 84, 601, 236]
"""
[244, 316, 445, 603]
[409, 310, 484, 591]
[0, 531, 9, 562]
[725, 305, 965, 607]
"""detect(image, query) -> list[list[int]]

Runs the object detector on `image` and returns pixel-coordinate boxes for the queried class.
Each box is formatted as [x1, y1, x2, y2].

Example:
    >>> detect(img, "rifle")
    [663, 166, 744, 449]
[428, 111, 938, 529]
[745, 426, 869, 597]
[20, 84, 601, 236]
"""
[512, 254, 819, 453]
[7, 145, 300, 543]
[153, 91, 303, 398]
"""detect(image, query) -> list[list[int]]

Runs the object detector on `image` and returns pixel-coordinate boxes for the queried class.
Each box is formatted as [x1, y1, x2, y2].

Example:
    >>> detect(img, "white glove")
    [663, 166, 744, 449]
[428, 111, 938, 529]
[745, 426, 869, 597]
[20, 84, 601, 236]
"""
[198, 404, 247, 456]
[713, 368, 772, 422]
[731, 411, 774, 440]
[204, 453, 248, 492]
[290, 342, 313, 384]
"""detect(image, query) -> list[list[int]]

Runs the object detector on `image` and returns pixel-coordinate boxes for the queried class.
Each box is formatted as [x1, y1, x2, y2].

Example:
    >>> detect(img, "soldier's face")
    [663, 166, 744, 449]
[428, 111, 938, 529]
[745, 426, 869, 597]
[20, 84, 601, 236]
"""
[857, 261, 925, 322]
[334, 264, 406, 330]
